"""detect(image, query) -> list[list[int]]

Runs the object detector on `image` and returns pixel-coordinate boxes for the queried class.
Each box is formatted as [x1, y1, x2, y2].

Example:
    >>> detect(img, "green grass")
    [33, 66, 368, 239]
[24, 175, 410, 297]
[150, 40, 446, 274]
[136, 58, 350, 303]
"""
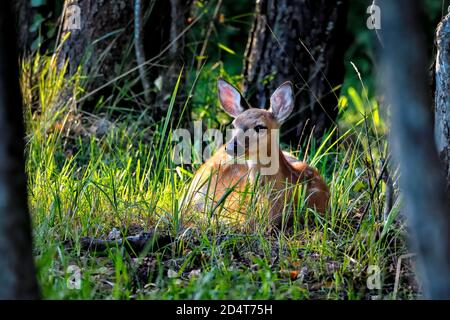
[22, 53, 417, 300]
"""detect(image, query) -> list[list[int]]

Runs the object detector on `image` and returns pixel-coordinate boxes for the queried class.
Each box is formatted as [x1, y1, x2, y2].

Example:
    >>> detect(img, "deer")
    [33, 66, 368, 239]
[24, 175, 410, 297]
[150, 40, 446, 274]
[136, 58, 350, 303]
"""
[185, 78, 329, 230]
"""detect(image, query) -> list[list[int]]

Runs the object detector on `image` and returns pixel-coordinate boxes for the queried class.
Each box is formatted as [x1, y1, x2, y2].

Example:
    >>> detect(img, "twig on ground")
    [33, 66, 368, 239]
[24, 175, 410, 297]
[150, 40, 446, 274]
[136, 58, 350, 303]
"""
[67, 231, 174, 255]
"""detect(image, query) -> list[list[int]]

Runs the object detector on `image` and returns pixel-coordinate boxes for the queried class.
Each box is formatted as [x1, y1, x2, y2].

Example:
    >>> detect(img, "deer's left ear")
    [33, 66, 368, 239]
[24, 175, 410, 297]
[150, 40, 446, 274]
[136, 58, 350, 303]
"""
[217, 78, 247, 118]
[269, 81, 294, 123]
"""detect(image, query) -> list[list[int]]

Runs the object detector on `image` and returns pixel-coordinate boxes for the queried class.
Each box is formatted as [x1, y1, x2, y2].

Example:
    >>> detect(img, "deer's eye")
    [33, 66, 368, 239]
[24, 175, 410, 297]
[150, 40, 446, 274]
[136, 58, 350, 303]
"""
[254, 125, 267, 133]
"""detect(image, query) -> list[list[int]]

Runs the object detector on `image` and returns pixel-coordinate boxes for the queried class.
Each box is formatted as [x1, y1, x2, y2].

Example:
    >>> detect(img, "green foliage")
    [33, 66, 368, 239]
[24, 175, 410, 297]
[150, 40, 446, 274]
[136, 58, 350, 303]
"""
[344, 0, 448, 93]
[28, 0, 64, 51]
[31, 0, 47, 7]
[189, 0, 254, 75]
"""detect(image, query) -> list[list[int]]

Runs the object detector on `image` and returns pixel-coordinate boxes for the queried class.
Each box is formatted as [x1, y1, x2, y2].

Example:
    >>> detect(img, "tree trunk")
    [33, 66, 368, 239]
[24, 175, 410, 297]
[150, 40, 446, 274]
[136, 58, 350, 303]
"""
[0, 1, 39, 299]
[435, 12, 450, 192]
[58, 0, 135, 91]
[58, 0, 191, 122]
[13, 0, 32, 53]
[243, 0, 348, 146]
[381, 0, 450, 299]
[143, 0, 191, 120]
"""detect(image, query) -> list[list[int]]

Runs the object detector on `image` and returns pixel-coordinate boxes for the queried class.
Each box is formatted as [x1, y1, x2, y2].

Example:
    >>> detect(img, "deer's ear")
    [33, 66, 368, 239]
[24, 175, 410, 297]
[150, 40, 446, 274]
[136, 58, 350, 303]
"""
[269, 81, 294, 123]
[217, 78, 246, 118]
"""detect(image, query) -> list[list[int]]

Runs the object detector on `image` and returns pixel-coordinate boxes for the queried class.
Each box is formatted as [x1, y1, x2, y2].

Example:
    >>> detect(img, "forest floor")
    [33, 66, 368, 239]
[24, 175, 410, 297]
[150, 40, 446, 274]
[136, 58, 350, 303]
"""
[24, 54, 419, 299]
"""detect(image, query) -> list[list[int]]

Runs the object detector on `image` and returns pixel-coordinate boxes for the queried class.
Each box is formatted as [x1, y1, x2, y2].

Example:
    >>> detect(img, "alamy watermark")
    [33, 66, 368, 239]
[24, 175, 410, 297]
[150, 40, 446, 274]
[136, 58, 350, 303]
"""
[63, 2, 81, 31]
[172, 121, 281, 176]
[366, 3, 381, 30]
[66, 265, 81, 290]
[367, 265, 381, 290]
[366, 254, 417, 300]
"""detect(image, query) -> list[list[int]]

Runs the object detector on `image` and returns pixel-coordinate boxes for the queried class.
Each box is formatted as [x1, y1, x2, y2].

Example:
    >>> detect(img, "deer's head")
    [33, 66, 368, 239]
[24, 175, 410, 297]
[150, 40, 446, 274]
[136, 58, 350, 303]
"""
[217, 78, 294, 161]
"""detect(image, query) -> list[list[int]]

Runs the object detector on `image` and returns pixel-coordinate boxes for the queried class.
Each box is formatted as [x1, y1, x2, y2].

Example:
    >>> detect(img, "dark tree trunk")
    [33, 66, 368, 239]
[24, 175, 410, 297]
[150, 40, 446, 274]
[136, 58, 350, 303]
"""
[58, 0, 191, 122]
[243, 0, 348, 146]
[58, 0, 135, 90]
[13, 0, 32, 53]
[435, 12, 450, 192]
[381, 0, 450, 299]
[143, 0, 191, 119]
[0, 1, 39, 299]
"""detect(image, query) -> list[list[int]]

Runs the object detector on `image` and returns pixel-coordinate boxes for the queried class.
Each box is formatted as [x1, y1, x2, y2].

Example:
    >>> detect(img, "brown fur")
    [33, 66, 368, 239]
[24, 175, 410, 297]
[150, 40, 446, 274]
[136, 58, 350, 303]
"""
[187, 107, 330, 230]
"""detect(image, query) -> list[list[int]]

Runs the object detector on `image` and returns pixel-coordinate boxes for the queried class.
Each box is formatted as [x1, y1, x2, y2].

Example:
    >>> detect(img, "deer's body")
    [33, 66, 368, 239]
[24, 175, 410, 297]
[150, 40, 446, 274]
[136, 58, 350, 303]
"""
[187, 79, 329, 229]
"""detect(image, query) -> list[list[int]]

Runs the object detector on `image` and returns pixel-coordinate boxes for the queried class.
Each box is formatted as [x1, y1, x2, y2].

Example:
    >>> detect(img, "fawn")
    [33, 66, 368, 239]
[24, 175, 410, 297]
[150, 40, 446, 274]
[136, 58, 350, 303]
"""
[186, 79, 329, 230]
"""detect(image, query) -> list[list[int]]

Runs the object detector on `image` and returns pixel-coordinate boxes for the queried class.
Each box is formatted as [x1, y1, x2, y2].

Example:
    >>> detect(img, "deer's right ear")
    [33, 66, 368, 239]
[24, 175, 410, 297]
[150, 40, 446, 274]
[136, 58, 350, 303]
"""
[269, 81, 294, 123]
[217, 78, 246, 118]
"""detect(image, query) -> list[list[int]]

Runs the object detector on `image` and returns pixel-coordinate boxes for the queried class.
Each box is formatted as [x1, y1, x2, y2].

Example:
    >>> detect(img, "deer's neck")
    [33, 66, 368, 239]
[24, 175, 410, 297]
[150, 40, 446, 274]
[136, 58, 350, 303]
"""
[246, 148, 292, 184]
[246, 159, 260, 184]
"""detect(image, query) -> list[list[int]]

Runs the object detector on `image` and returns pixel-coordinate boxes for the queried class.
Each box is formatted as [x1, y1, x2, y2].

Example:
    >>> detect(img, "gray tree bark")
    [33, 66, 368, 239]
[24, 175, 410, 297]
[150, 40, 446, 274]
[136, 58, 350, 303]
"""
[243, 0, 348, 145]
[381, 0, 450, 299]
[0, 1, 39, 299]
[58, 0, 135, 90]
[58, 0, 191, 122]
[13, 0, 32, 53]
[435, 12, 450, 192]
